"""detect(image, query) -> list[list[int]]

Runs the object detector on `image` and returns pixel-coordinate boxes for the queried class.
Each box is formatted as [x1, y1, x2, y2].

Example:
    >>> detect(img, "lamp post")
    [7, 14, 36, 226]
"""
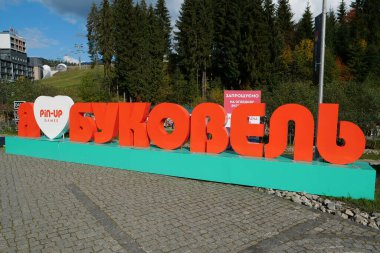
[74, 44, 84, 69]
[318, 0, 327, 105]
[315, 0, 327, 160]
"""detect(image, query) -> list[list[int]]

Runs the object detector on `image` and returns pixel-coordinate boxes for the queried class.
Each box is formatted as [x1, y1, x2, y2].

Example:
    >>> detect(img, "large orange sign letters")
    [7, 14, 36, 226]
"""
[18, 102, 366, 165]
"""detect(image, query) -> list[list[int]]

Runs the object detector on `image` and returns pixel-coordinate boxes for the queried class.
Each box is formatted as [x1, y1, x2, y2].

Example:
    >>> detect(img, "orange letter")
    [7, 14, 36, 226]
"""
[18, 103, 40, 138]
[190, 103, 229, 154]
[265, 104, 314, 162]
[69, 103, 96, 143]
[92, 103, 119, 144]
[119, 103, 151, 148]
[317, 104, 365, 165]
[147, 103, 190, 150]
[230, 104, 265, 157]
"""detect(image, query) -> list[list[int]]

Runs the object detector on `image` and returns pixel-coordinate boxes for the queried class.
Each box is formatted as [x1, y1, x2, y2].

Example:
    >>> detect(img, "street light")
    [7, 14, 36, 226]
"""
[315, 0, 327, 160]
[74, 43, 84, 69]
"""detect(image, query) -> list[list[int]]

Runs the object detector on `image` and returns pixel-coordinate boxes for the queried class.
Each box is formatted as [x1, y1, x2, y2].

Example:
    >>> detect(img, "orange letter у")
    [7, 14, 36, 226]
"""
[119, 103, 151, 148]
[265, 104, 314, 162]
[230, 104, 265, 157]
[317, 104, 365, 165]
[69, 103, 97, 143]
[92, 103, 119, 144]
[147, 103, 190, 150]
[190, 103, 229, 154]
[18, 103, 40, 138]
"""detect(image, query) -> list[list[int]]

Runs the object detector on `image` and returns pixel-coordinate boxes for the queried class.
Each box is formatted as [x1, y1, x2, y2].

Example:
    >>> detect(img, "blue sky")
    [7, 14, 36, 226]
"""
[0, 0, 348, 63]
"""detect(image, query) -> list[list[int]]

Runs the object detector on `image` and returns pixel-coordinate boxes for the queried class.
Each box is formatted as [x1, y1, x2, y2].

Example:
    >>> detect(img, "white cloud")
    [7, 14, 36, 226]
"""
[20, 27, 59, 49]
[63, 55, 79, 64]
[28, 0, 101, 24]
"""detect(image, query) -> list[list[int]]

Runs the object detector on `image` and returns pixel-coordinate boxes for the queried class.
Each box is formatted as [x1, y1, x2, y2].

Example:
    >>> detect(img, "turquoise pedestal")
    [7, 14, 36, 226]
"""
[5, 136, 376, 200]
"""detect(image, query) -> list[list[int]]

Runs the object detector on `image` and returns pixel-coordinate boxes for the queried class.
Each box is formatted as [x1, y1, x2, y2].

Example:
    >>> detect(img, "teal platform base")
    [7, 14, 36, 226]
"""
[5, 136, 376, 200]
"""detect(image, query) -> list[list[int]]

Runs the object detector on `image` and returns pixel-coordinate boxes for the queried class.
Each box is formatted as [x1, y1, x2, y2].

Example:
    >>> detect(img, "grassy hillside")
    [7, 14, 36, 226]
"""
[39, 66, 103, 100]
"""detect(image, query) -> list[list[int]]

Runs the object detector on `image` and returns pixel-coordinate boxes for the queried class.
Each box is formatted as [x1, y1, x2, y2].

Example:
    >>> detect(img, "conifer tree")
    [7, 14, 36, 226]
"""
[154, 0, 172, 55]
[212, 0, 241, 89]
[87, 3, 99, 68]
[325, 9, 337, 50]
[276, 0, 295, 47]
[264, 0, 283, 82]
[296, 2, 313, 43]
[175, 0, 213, 98]
[146, 5, 166, 103]
[337, 0, 346, 24]
[239, 0, 270, 86]
[129, 0, 150, 101]
[113, 0, 134, 98]
[98, 0, 114, 80]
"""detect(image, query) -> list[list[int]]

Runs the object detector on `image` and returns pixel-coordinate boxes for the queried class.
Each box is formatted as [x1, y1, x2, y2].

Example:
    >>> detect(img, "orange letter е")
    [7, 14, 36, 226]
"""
[230, 104, 266, 157]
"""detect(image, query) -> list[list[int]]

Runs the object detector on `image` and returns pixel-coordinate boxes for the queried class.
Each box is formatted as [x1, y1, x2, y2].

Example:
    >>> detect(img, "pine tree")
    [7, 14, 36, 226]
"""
[175, 0, 197, 82]
[224, 0, 241, 89]
[264, 0, 283, 82]
[129, 0, 150, 101]
[98, 0, 114, 81]
[195, 0, 213, 98]
[239, 0, 270, 86]
[175, 0, 213, 98]
[325, 9, 336, 50]
[87, 3, 99, 68]
[337, 0, 346, 24]
[296, 2, 313, 43]
[276, 0, 295, 47]
[362, 0, 380, 77]
[147, 5, 166, 103]
[113, 0, 134, 98]
[154, 0, 172, 55]
[335, 0, 350, 63]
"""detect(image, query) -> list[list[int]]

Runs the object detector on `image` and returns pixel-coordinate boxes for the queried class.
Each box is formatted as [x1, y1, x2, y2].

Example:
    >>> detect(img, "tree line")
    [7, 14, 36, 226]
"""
[85, 0, 379, 136]
[87, 0, 379, 101]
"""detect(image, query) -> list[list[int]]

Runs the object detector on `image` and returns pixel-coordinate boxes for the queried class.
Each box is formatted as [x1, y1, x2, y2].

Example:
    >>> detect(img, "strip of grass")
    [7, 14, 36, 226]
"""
[332, 164, 379, 213]
[361, 152, 380, 160]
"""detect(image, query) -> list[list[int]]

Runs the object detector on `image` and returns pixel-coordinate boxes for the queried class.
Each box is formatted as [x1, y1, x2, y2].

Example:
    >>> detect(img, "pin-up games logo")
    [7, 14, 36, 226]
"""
[32, 96, 74, 139]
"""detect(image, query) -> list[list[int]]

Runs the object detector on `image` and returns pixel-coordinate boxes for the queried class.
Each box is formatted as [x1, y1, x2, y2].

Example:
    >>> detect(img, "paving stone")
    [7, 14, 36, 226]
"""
[0, 150, 379, 253]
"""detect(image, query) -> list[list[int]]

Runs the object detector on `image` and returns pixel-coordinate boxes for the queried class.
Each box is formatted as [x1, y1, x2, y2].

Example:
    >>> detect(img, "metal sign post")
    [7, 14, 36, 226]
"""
[13, 101, 25, 131]
[314, 0, 327, 160]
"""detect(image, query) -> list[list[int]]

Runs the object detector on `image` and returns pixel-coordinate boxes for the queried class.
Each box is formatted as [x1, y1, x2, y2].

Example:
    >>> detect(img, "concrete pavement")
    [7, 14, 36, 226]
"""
[0, 150, 379, 252]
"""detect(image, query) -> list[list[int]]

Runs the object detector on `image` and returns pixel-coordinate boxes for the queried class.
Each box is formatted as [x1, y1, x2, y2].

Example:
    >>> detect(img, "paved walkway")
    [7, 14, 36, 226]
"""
[0, 150, 379, 253]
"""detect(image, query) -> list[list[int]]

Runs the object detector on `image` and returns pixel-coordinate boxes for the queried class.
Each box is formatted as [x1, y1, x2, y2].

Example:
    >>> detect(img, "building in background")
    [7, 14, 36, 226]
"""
[0, 29, 33, 81]
[28, 57, 44, 80]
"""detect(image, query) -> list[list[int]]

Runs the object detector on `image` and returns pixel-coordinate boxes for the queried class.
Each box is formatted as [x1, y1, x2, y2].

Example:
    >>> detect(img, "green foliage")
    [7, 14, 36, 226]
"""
[296, 2, 313, 43]
[98, 0, 114, 80]
[239, 0, 270, 87]
[276, 0, 295, 47]
[83, 0, 380, 138]
[87, 3, 100, 67]
[0, 80, 59, 104]
[78, 70, 111, 102]
[155, 0, 172, 54]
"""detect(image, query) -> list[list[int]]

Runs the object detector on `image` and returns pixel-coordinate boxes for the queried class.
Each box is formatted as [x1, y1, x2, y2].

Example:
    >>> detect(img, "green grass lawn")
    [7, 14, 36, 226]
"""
[39, 66, 103, 89]
[38, 65, 103, 100]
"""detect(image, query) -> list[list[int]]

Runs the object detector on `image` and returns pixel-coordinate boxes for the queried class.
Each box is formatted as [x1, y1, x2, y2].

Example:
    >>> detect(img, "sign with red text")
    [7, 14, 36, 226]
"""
[224, 90, 261, 127]
[33, 96, 74, 139]
[18, 99, 366, 165]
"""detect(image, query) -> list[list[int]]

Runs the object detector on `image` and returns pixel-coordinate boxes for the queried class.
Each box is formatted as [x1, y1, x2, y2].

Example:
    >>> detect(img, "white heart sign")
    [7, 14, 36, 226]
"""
[33, 96, 74, 140]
